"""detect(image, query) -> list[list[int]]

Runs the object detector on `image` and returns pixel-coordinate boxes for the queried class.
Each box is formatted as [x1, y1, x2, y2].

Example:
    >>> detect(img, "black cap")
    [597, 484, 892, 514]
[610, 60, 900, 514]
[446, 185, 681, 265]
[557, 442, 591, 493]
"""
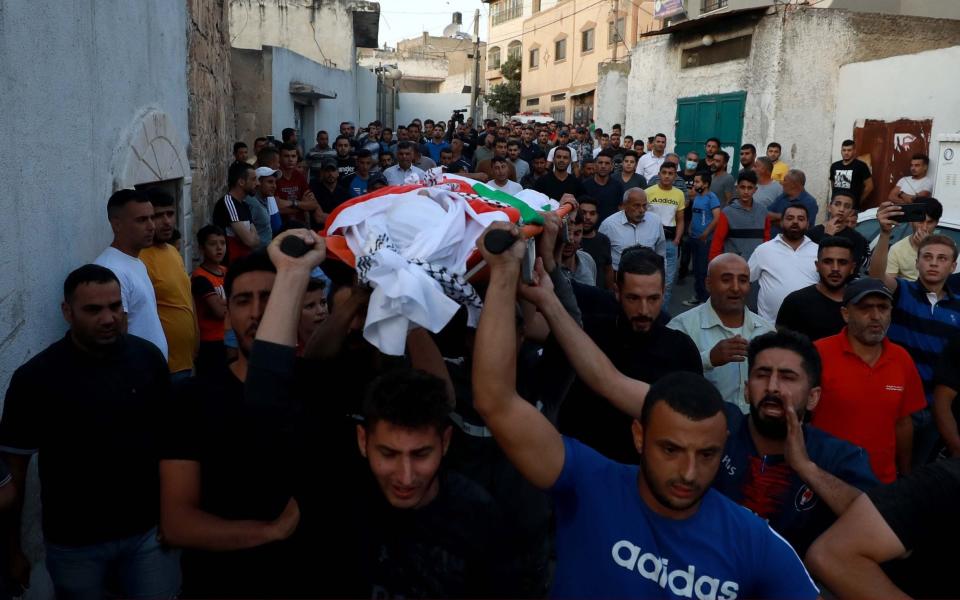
[320, 158, 338, 170]
[842, 277, 893, 306]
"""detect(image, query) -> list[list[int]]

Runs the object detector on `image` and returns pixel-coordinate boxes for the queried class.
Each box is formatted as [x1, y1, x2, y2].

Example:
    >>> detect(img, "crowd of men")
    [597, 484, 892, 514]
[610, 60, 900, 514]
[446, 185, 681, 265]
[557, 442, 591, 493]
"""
[0, 114, 957, 600]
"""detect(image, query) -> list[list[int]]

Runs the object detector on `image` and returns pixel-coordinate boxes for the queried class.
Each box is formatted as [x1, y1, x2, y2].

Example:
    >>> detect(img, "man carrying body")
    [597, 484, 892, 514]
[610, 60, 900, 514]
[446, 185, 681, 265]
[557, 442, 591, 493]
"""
[557, 247, 702, 463]
[581, 150, 623, 222]
[829, 139, 873, 208]
[472, 228, 819, 598]
[869, 200, 960, 466]
[94, 189, 169, 358]
[777, 236, 856, 341]
[2, 265, 179, 598]
[812, 278, 926, 483]
[888, 153, 934, 203]
[669, 254, 774, 411]
[599, 188, 666, 271]
[140, 188, 197, 380]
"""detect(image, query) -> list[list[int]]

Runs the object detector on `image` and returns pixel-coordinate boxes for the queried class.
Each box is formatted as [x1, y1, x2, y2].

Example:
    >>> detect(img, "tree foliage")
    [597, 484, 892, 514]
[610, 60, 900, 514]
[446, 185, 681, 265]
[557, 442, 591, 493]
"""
[485, 55, 522, 115]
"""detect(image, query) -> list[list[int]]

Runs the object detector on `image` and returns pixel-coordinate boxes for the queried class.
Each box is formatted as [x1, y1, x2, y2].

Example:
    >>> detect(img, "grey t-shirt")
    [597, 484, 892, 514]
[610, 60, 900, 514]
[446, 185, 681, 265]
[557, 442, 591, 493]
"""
[711, 172, 736, 204]
[245, 194, 273, 247]
[563, 251, 598, 287]
[753, 180, 784, 210]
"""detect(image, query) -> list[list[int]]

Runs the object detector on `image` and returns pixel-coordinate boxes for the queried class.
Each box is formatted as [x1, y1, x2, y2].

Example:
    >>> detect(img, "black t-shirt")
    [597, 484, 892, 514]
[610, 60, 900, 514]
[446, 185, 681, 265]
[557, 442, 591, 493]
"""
[336, 155, 357, 183]
[357, 470, 514, 598]
[829, 158, 871, 208]
[582, 177, 625, 224]
[310, 179, 352, 215]
[0, 334, 168, 545]
[869, 458, 960, 599]
[533, 171, 585, 201]
[807, 224, 870, 272]
[559, 318, 703, 463]
[933, 335, 960, 436]
[776, 284, 846, 341]
[579, 233, 613, 288]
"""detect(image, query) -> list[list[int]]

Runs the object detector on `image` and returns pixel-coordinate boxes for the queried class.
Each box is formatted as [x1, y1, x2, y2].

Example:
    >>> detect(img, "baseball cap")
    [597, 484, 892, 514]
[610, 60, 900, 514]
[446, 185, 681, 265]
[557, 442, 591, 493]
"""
[842, 277, 893, 306]
[255, 166, 281, 180]
[320, 158, 338, 170]
[560, 130, 570, 136]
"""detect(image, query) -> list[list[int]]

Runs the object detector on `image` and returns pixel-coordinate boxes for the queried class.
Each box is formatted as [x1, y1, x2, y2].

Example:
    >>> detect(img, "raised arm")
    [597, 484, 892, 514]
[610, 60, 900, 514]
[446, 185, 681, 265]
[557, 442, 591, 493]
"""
[472, 224, 565, 490]
[520, 261, 649, 418]
[867, 202, 902, 292]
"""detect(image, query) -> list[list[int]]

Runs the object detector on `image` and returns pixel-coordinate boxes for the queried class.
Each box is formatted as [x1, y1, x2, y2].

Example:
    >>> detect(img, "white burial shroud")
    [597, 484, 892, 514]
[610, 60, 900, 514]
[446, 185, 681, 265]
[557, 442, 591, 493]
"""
[326, 184, 510, 355]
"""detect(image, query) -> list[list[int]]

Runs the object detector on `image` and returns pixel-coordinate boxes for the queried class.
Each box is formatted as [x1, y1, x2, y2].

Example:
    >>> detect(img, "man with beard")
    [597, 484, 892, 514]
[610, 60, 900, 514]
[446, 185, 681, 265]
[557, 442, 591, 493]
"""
[806, 193, 868, 270]
[668, 254, 774, 412]
[748, 205, 819, 322]
[332, 135, 357, 184]
[813, 278, 927, 483]
[768, 169, 819, 236]
[557, 247, 702, 463]
[1, 265, 180, 599]
[577, 197, 614, 289]
[517, 126, 538, 163]
[140, 188, 197, 380]
[581, 150, 623, 222]
[777, 237, 855, 341]
[559, 211, 597, 286]
[533, 146, 584, 201]
[739, 144, 756, 173]
[520, 151, 548, 189]
[473, 228, 820, 598]
[695, 137, 720, 173]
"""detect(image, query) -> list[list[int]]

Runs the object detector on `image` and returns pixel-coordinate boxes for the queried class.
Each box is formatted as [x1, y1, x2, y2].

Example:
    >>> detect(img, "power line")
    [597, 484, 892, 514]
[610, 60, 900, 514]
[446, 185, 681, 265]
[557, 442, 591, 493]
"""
[484, 0, 610, 47]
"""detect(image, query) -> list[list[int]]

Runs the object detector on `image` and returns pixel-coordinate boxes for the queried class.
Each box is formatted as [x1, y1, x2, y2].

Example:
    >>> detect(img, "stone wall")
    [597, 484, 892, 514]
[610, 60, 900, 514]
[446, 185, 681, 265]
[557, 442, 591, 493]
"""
[187, 0, 235, 259]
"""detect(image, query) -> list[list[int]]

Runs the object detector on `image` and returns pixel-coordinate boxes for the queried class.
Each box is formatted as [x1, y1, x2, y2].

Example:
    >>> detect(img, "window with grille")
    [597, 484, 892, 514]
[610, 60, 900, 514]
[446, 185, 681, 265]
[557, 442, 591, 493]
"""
[526, 98, 540, 107]
[550, 107, 566, 122]
[491, 0, 523, 26]
[581, 28, 595, 52]
[681, 35, 752, 69]
[702, 0, 728, 13]
[551, 93, 566, 102]
[488, 47, 501, 70]
[508, 40, 522, 61]
[555, 38, 567, 62]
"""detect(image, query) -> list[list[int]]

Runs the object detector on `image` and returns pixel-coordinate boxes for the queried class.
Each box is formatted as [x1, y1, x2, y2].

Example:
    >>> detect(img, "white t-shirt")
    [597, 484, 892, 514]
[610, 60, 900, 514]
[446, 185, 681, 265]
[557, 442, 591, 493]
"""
[637, 152, 666, 181]
[747, 235, 819, 323]
[487, 179, 524, 195]
[547, 146, 578, 173]
[94, 246, 169, 358]
[895, 175, 934, 196]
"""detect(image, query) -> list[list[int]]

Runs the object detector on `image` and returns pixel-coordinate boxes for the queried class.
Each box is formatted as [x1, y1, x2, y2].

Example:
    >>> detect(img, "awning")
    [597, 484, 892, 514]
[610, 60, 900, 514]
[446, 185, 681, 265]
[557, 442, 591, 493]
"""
[570, 87, 596, 98]
[641, 7, 768, 37]
[289, 81, 337, 100]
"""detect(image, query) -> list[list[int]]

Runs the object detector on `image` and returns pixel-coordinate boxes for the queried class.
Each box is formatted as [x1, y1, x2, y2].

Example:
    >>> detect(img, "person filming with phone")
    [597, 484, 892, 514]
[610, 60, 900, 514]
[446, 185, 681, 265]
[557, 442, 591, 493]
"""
[869, 198, 960, 470]
[876, 198, 942, 281]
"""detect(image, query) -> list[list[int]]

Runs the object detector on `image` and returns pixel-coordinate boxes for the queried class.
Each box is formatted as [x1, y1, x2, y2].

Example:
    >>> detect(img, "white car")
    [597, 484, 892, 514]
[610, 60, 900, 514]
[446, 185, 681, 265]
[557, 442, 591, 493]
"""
[856, 207, 960, 273]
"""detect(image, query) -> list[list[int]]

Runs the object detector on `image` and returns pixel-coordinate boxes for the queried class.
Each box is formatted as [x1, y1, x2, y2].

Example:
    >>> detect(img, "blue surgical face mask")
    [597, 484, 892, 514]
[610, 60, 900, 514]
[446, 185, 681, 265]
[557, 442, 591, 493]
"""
[685, 160, 698, 171]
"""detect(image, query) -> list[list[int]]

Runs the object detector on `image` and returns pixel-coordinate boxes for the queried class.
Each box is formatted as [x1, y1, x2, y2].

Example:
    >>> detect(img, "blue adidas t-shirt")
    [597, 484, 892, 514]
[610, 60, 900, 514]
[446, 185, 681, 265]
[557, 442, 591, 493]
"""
[712, 403, 878, 557]
[690, 192, 721, 238]
[550, 437, 819, 600]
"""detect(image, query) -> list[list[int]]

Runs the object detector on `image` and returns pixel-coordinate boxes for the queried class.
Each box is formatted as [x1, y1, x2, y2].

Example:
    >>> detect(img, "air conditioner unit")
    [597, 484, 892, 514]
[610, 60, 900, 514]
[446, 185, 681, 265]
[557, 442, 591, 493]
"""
[934, 134, 960, 208]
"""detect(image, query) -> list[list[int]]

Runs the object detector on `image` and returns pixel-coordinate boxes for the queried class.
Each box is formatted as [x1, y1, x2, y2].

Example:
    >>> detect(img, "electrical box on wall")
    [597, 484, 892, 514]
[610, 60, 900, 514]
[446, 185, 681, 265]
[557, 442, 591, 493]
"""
[935, 134, 960, 208]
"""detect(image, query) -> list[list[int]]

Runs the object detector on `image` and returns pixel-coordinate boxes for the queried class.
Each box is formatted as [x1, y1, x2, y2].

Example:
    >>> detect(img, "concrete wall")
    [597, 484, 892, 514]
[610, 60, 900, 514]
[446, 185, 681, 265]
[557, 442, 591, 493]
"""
[0, 2, 190, 597]
[230, 0, 357, 69]
[595, 61, 631, 132]
[188, 0, 235, 255]
[610, 7, 960, 210]
[397, 93, 472, 128]
[833, 45, 960, 194]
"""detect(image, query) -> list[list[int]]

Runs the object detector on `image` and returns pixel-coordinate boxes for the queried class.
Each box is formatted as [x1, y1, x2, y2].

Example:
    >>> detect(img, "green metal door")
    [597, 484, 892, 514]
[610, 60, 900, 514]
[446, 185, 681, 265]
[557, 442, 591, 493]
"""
[674, 91, 746, 175]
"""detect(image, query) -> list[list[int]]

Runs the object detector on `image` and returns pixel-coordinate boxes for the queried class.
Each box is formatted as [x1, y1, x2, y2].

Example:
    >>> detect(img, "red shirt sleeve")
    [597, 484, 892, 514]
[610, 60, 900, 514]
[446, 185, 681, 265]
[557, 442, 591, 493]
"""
[763, 215, 772, 242]
[709, 213, 729, 261]
[899, 353, 928, 418]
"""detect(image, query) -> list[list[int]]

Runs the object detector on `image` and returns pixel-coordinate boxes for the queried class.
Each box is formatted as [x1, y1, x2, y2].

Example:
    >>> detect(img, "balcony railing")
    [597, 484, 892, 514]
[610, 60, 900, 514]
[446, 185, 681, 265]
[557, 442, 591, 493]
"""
[702, 0, 728, 13]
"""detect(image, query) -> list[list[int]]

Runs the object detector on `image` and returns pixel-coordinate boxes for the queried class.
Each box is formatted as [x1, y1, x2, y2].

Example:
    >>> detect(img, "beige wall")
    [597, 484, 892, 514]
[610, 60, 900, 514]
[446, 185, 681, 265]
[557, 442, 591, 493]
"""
[484, 0, 562, 89]
[518, 0, 654, 120]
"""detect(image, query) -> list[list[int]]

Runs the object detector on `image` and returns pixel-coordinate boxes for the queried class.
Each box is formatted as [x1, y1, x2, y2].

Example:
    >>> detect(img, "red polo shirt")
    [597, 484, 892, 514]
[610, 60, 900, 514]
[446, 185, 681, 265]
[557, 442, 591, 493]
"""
[813, 329, 925, 483]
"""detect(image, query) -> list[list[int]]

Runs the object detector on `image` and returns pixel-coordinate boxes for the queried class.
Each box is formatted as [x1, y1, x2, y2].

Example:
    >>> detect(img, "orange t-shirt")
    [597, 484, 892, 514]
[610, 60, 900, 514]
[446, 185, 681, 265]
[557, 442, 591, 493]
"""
[813, 330, 926, 483]
[191, 266, 227, 342]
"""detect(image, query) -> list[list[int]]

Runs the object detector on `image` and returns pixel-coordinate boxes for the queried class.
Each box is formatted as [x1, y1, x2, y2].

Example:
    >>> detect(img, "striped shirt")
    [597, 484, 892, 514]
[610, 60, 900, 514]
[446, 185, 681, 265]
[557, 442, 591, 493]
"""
[888, 278, 960, 402]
